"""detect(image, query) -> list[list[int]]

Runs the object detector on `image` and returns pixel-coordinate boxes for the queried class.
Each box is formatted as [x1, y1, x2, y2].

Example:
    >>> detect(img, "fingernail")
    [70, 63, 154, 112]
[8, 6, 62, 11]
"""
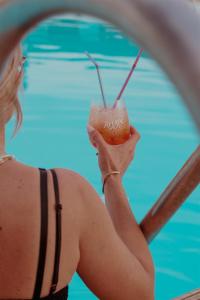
[87, 125, 95, 133]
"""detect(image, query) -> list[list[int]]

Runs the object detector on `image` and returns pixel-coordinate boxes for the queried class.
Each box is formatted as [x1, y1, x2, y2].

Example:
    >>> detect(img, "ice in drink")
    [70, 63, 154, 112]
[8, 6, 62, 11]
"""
[89, 100, 130, 145]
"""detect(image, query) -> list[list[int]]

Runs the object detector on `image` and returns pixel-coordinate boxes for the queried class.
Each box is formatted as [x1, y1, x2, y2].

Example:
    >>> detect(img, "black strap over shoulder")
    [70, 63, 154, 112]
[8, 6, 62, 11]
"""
[49, 169, 63, 296]
[33, 168, 48, 299]
[33, 168, 64, 299]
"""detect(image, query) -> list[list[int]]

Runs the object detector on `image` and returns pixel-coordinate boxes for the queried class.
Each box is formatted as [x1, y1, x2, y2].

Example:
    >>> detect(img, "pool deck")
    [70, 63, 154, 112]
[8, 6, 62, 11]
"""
[174, 289, 200, 300]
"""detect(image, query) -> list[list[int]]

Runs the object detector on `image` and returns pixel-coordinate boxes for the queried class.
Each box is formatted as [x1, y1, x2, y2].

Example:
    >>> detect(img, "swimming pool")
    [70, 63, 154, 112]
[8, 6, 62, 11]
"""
[7, 14, 200, 300]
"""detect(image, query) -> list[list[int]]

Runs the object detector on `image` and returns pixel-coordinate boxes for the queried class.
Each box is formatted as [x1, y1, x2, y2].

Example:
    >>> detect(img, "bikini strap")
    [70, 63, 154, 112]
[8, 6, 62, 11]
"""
[49, 169, 63, 295]
[33, 168, 48, 299]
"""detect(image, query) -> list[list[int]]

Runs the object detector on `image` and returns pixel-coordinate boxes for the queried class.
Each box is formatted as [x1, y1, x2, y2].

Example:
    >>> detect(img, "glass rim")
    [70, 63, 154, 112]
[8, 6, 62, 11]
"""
[90, 98, 126, 109]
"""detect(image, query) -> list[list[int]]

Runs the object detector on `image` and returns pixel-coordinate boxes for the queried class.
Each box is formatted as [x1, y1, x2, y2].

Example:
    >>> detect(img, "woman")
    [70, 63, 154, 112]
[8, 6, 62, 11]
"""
[0, 46, 154, 300]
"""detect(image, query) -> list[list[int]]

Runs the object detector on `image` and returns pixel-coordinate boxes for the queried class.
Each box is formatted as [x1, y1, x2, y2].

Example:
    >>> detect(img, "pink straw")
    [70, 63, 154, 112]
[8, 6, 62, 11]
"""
[113, 48, 143, 108]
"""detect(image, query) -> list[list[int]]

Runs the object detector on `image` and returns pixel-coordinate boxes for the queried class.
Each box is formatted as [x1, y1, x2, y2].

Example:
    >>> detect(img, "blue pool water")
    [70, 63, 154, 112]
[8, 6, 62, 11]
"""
[7, 14, 200, 300]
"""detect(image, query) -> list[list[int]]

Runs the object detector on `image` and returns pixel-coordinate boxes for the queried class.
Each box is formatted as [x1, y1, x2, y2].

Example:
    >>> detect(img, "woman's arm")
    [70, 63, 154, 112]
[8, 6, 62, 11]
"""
[88, 124, 154, 276]
[76, 125, 155, 299]
[76, 174, 154, 300]
[104, 174, 154, 276]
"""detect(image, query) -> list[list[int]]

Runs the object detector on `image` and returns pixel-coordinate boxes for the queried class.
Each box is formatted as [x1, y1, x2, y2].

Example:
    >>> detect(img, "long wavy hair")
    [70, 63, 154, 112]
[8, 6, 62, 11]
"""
[0, 46, 24, 136]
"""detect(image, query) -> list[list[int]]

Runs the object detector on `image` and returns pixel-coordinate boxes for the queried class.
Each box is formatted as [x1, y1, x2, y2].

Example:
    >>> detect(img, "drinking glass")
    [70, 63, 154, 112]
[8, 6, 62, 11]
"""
[88, 98, 130, 145]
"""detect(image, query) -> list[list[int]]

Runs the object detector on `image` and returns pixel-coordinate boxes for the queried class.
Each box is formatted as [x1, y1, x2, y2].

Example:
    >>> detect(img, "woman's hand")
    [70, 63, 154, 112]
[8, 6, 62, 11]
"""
[87, 125, 140, 181]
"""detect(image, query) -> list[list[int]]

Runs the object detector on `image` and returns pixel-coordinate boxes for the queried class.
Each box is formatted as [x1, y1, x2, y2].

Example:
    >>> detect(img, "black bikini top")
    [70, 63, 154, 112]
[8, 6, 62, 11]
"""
[32, 168, 68, 300]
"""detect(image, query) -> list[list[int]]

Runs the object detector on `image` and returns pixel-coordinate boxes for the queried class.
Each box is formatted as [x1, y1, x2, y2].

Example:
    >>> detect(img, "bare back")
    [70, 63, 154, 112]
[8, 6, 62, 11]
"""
[0, 159, 82, 299]
[0, 157, 154, 300]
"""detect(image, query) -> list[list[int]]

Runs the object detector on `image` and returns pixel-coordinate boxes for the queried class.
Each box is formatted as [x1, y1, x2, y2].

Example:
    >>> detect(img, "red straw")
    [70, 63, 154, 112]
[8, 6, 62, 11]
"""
[113, 48, 143, 108]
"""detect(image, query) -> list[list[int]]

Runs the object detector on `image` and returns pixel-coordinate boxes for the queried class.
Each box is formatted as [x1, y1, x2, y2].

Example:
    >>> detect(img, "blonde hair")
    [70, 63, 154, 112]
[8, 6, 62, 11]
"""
[0, 46, 24, 137]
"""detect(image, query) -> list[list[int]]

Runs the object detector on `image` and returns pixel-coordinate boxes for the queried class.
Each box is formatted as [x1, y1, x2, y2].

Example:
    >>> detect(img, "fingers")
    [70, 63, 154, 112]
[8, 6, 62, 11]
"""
[87, 124, 140, 151]
[87, 125, 107, 151]
[125, 126, 140, 147]
[87, 125, 97, 147]
[130, 125, 140, 141]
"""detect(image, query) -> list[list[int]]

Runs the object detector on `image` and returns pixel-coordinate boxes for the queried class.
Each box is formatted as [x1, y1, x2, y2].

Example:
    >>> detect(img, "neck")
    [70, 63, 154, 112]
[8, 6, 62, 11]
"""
[0, 126, 6, 156]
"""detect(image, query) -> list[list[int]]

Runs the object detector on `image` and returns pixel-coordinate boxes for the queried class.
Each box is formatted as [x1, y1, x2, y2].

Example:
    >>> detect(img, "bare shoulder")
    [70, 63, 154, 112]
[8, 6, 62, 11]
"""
[52, 167, 93, 196]
[51, 168, 101, 213]
[51, 169, 154, 300]
[52, 168, 107, 229]
[53, 168, 87, 184]
[53, 168, 99, 200]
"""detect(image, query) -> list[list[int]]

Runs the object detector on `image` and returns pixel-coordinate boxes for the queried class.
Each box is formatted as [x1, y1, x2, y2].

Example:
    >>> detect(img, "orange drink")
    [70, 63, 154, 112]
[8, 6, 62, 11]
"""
[86, 49, 142, 145]
[89, 99, 130, 145]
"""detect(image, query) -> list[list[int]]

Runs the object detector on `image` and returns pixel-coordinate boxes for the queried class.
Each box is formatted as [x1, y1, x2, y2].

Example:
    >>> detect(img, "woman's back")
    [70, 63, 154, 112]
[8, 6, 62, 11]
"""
[0, 159, 81, 299]
[0, 152, 154, 300]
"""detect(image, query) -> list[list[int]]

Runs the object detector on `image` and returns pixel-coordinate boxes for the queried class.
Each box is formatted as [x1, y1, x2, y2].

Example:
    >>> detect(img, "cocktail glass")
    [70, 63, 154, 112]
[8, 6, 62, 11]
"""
[89, 98, 130, 145]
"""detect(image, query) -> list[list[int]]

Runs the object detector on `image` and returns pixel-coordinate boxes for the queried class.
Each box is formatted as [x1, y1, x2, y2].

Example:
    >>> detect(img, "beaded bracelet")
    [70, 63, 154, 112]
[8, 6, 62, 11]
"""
[102, 171, 121, 194]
